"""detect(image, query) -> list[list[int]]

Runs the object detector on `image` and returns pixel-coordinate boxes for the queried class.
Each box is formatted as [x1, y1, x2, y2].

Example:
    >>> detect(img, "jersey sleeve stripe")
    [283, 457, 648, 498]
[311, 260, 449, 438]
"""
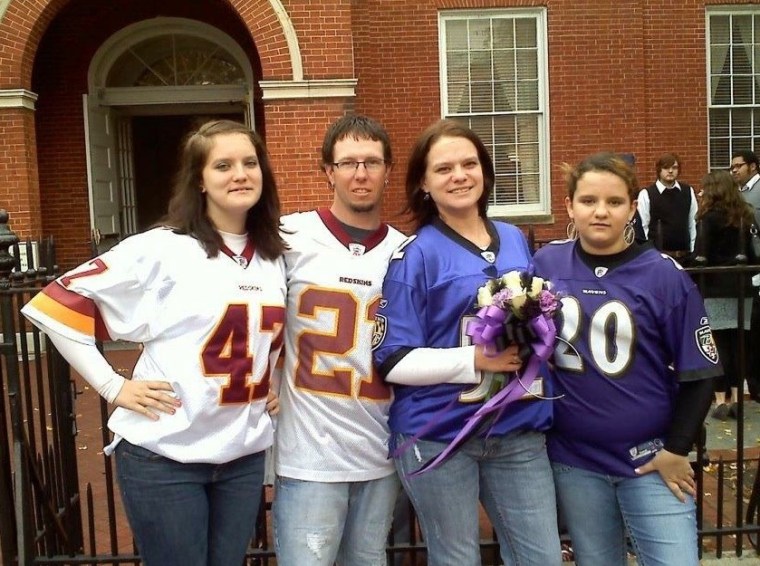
[27, 291, 96, 337]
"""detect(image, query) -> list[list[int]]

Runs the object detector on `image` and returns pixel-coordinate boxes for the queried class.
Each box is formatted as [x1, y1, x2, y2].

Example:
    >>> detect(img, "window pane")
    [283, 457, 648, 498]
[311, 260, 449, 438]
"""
[734, 75, 753, 104]
[470, 51, 493, 82]
[493, 81, 515, 112]
[448, 82, 471, 113]
[710, 109, 730, 137]
[710, 15, 730, 45]
[492, 19, 514, 49]
[514, 18, 537, 48]
[733, 109, 752, 138]
[516, 49, 538, 80]
[107, 34, 244, 87]
[516, 80, 539, 111]
[469, 20, 491, 50]
[446, 20, 468, 50]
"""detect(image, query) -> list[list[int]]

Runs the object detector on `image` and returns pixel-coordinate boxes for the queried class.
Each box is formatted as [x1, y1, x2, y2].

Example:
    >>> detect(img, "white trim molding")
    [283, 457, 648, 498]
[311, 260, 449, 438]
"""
[259, 79, 357, 100]
[0, 89, 38, 110]
[268, 0, 303, 81]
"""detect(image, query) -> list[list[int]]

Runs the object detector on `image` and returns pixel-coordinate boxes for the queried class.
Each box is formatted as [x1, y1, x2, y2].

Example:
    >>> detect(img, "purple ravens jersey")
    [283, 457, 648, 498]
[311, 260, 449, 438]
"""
[532, 240, 722, 477]
[374, 219, 553, 442]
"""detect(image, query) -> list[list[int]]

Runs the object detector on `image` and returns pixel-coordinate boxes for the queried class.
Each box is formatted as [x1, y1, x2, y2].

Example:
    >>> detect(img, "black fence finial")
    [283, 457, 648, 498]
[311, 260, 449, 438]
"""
[0, 210, 19, 290]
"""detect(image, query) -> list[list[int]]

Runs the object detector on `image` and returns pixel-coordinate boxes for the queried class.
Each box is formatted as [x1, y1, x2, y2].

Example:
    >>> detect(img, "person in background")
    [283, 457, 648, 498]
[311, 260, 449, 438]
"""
[731, 149, 760, 403]
[636, 152, 698, 260]
[21, 120, 286, 566]
[273, 114, 405, 566]
[696, 170, 754, 421]
[732, 149, 760, 226]
[533, 152, 721, 566]
[373, 119, 561, 566]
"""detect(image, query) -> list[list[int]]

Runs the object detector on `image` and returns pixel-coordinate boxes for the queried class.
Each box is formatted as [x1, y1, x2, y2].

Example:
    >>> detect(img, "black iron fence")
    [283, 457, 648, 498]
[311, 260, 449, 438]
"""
[1, 213, 760, 564]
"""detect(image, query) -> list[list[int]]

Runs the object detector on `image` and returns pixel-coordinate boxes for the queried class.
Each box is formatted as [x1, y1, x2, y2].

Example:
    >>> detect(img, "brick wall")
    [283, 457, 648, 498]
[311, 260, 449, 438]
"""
[0, 0, 737, 265]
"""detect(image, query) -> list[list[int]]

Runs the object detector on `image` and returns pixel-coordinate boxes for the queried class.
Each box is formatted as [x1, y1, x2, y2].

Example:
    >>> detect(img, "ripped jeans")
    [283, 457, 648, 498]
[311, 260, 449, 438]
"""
[273, 473, 399, 566]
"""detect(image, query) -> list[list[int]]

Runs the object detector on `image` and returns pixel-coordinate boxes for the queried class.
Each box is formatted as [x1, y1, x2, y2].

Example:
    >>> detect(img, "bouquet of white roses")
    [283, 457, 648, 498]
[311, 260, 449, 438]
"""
[468, 270, 561, 399]
[411, 268, 561, 476]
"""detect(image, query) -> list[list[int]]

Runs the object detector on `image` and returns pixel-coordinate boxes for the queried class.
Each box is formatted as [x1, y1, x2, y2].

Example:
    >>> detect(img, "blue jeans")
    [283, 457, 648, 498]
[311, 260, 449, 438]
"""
[115, 440, 265, 566]
[273, 474, 399, 566]
[552, 462, 699, 566]
[394, 430, 561, 566]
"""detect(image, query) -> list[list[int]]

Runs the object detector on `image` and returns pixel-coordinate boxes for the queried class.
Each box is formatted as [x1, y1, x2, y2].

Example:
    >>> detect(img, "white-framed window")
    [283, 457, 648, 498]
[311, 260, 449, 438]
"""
[439, 9, 550, 217]
[707, 8, 760, 169]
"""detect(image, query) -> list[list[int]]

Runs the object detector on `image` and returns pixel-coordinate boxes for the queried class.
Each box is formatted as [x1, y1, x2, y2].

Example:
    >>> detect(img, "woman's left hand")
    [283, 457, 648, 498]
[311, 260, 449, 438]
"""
[634, 449, 695, 502]
[266, 389, 280, 416]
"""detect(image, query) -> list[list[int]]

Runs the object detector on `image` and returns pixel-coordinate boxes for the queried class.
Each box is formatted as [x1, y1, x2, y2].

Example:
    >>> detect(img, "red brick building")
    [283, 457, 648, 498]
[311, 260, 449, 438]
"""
[0, 0, 755, 268]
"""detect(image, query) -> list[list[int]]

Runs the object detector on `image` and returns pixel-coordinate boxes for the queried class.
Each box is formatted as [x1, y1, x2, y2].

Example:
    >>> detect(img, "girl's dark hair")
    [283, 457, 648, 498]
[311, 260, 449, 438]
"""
[404, 119, 494, 229]
[161, 119, 286, 260]
[698, 169, 754, 229]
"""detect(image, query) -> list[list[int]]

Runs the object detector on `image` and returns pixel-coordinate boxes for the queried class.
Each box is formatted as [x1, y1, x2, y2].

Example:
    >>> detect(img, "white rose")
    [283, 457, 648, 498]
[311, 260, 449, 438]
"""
[500, 271, 523, 290]
[510, 290, 528, 314]
[526, 276, 544, 299]
[477, 285, 494, 306]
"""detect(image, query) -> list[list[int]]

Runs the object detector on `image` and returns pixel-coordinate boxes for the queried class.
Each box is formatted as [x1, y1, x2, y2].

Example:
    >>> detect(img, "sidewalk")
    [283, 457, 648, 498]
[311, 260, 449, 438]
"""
[698, 398, 760, 565]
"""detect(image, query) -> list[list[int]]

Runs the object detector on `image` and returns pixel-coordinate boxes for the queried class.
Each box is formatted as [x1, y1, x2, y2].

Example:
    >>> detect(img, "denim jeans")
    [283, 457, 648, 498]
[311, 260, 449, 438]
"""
[394, 430, 561, 566]
[273, 473, 399, 566]
[552, 462, 699, 566]
[115, 440, 265, 566]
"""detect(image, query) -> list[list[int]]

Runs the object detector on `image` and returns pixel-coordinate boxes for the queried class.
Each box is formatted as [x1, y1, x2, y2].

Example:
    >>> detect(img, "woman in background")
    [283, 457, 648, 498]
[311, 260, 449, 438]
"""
[696, 169, 754, 421]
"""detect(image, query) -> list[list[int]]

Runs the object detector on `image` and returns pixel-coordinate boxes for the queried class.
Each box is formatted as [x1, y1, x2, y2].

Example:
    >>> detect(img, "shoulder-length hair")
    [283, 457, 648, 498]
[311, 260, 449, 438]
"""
[404, 119, 495, 229]
[160, 119, 286, 260]
[698, 169, 754, 229]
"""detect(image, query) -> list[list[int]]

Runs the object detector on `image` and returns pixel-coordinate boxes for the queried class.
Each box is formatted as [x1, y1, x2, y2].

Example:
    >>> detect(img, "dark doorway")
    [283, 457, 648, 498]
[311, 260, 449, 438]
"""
[131, 113, 244, 231]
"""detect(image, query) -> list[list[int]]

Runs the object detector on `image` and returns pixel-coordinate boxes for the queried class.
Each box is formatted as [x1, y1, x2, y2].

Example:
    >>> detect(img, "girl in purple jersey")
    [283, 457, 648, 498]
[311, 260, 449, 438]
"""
[533, 153, 720, 566]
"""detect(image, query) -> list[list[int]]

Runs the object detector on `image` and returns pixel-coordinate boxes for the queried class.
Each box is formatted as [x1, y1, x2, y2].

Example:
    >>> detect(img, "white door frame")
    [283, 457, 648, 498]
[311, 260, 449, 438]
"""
[83, 18, 255, 237]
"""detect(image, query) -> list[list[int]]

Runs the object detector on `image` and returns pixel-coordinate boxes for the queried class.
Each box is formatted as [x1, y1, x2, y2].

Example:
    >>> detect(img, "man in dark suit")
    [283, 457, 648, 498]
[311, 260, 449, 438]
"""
[637, 153, 698, 261]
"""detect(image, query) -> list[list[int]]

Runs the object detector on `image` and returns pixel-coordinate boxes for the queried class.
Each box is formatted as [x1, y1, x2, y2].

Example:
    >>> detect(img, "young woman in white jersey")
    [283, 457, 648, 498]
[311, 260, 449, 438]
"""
[22, 120, 286, 566]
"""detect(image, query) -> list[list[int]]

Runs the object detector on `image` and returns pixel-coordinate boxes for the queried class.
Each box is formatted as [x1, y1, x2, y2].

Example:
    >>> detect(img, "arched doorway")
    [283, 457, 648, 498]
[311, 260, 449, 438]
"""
[85, 17, 254, 246]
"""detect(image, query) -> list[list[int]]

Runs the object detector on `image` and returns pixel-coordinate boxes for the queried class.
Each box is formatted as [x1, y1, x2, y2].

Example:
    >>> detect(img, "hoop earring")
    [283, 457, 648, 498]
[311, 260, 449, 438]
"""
[566, 220, 578, 240]
[624, 221, 635, 245]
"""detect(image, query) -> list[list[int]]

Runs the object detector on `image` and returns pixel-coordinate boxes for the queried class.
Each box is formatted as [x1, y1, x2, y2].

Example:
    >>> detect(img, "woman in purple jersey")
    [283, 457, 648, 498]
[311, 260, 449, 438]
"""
[374, 120, 561, 566]
[533, 153, 720, 566]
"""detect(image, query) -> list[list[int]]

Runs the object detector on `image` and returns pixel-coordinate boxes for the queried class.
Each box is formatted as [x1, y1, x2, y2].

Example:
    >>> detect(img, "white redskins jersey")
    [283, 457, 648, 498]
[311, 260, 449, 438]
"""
[277, 209, 406, 481]
[22, 228, 286, 464]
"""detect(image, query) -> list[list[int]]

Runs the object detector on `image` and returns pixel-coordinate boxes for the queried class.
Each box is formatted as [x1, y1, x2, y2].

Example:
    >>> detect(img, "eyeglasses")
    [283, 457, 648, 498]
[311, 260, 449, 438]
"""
[730, 162, 748, 171]
[332, 158, 387, 173]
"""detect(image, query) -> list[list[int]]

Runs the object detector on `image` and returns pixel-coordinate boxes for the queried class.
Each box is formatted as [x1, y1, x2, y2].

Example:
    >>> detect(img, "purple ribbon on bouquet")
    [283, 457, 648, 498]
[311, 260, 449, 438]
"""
[465, 305, 508, 355]
[409, 315, 557, 477]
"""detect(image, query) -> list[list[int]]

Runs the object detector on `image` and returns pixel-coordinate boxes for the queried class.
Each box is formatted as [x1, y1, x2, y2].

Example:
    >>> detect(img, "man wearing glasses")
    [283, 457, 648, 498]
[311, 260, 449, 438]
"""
[731, 150, 760, 228]
[274, 114, 405, 566]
